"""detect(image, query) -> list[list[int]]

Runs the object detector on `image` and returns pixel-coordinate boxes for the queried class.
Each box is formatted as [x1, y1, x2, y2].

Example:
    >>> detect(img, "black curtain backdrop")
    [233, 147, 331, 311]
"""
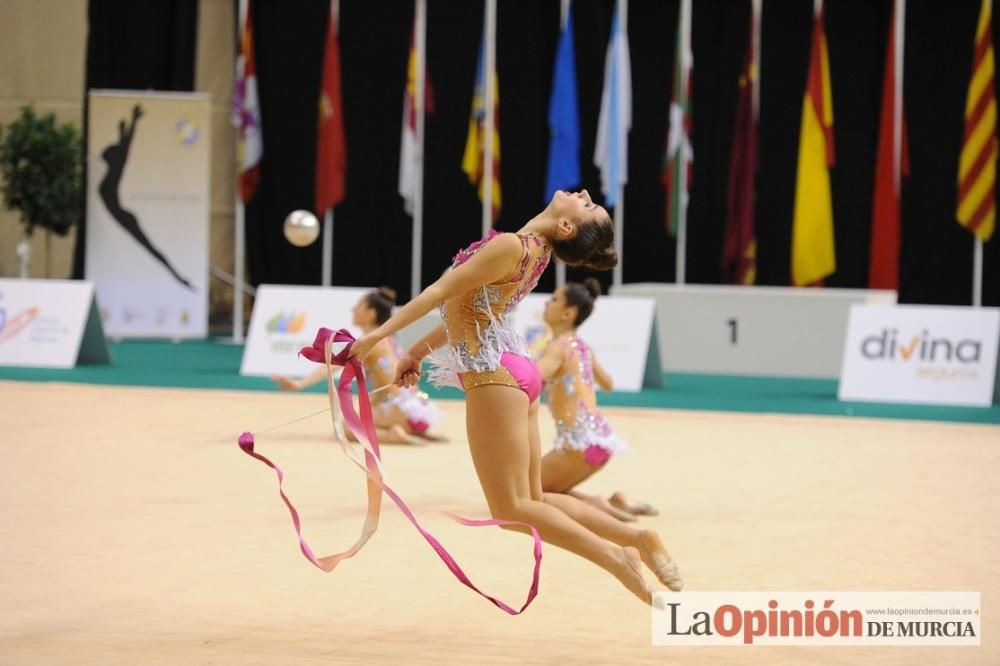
[74, 0, 199, 278]
[82, 0, 998, 307]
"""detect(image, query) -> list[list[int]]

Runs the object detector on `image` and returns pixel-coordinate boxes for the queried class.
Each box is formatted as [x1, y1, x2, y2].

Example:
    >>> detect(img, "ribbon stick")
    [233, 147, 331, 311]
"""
[238, 327, 542, 614]
[249, 383, 394, 437]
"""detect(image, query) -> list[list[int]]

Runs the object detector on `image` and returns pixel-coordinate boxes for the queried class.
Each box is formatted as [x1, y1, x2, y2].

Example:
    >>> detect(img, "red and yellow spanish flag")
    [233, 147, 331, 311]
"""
[957, 0, 996, 243]
[791, 4, 836, 287]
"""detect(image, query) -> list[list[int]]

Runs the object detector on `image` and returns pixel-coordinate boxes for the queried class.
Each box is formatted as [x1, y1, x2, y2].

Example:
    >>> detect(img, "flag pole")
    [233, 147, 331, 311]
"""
[233, 0, 249, 343]
[234, 193, 245, 342]
[894, 0, 905, 299]
[556, 0, 570, 290]
[613, 191, 625, 287]
[611, 0, 628, 288]
[411, 0, 427, 299]
[482, 0, 497, 237]
[674, 0, 691, 286]
[320, 0, 340, 288]
[322, 208, 333, 286]
[974, 239, 983, 306]
[894, 0, 904, 197]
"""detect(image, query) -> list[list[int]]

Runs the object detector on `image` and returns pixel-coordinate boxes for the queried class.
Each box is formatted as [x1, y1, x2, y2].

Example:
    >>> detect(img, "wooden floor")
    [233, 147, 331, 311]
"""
[1, 380, 997, 665]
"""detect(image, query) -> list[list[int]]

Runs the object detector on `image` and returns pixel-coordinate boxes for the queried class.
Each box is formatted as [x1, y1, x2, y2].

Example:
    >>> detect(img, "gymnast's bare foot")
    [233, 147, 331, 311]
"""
[610, 491, 659, 516]
[636, 529, 683, 591]
[387, 423, 420, 445]
[583, 494, 637, 522]
[610, 546, 656, 606]
[360, 424, 421, 445]
[414, 430, 448, 442]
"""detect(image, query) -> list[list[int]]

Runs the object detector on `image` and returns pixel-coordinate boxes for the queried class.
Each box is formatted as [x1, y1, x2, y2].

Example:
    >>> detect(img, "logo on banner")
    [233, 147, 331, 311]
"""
[861, 328, 982, 364]
[0, 299, 40, 343]
[840, 305, 998, 405]
[0, 292, 67, 345]
[518, 301, 551, 360]
[860, 327, 984, 382]
[98, 103, 194, 291]
[267, 311, 307, 335]
[524, 324, 551, 360]
[175, 119, 200, 145]
[652, 591, 980, 646]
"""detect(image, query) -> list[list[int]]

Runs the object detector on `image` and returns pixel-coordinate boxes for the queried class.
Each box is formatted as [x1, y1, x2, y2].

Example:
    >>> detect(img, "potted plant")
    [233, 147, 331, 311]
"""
[0, 105, 81, 277]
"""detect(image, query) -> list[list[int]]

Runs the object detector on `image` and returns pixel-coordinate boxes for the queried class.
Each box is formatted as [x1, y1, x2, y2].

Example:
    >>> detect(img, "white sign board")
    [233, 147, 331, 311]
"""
[839, 305, 999, 407]
[240, 285, 371, 378]
[510, 294, 660, 392]
[612, 283, 897, 378]
[0, 279, 110, 368]
[85, 90, 211, 338]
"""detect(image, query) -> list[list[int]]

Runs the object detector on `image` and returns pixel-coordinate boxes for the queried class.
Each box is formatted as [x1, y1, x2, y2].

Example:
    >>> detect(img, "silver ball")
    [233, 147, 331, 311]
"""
[283, 210, 320, 247]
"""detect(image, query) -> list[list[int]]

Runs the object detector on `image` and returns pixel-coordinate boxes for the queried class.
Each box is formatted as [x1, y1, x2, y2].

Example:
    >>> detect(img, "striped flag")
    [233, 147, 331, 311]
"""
[233, 0, 262, 203]
[315, 1, 347, 214]
[956, 0, 996, 242]
[399, 24, 434, 216]
[663, 2, 692, 238]
[594, 5, 632, 209]
[461, 32, 500, 220]
[791, 3, 836, 287]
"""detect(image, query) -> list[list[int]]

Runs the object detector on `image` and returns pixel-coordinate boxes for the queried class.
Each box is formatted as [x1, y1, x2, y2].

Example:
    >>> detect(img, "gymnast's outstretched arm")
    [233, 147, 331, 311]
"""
[348, 234, 522, 366]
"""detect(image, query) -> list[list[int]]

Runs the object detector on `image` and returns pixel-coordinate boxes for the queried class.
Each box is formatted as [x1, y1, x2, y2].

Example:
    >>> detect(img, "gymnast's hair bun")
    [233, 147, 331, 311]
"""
[582, 277, 602, 299]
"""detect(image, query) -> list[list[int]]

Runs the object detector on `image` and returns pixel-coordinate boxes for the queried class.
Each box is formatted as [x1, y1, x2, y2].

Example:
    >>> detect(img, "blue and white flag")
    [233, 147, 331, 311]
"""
[594, 5, 632, 209]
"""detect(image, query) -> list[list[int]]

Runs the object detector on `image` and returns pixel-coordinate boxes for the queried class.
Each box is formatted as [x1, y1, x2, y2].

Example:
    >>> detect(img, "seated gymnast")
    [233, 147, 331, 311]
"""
[536, 278, 660, 522]
[273, 287, 444, 445]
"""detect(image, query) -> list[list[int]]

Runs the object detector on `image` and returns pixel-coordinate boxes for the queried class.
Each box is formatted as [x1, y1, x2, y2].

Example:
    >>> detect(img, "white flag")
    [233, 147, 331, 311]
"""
[399, 30, 418, 215]
[593, 5, 632, 208]
[399, 94, 418, 215]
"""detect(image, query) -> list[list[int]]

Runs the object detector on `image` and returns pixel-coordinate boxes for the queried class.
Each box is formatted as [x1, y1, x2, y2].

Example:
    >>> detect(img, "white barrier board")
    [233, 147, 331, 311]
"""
[0, 278, 110, 368]
[839, 305, 999, 407]
[613, 283, 896, 378]
[510, 294, 660, 392]
[240, 285, 370, 378]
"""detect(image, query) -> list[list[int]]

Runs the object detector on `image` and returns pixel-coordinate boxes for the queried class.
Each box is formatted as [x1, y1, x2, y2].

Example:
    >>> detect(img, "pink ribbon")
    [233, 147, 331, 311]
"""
[239, 327, 542, 614]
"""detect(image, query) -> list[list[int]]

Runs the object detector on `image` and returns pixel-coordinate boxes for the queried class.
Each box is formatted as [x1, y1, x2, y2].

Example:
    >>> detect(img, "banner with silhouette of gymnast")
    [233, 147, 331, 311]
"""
[85, 91, 210, 338]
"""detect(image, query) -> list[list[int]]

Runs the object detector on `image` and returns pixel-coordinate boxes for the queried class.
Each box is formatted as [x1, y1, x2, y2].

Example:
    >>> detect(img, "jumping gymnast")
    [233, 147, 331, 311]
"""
[346, 190, 682, 605]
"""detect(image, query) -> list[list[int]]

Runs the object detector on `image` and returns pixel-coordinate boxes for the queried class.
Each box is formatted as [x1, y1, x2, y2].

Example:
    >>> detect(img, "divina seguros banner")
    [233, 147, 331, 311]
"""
[839, 305, 999, 407]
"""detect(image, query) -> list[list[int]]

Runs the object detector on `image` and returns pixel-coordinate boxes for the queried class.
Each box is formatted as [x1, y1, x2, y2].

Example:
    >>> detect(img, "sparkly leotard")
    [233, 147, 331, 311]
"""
[363, 337, 403, 403]
[427, 229, 551, 396]
[544, 334, 627, 467]
[365, 335, 440, 430]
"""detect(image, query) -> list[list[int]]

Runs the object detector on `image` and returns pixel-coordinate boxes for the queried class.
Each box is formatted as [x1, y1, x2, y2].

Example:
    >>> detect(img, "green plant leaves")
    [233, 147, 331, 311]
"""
[0, 105, 82, 237]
